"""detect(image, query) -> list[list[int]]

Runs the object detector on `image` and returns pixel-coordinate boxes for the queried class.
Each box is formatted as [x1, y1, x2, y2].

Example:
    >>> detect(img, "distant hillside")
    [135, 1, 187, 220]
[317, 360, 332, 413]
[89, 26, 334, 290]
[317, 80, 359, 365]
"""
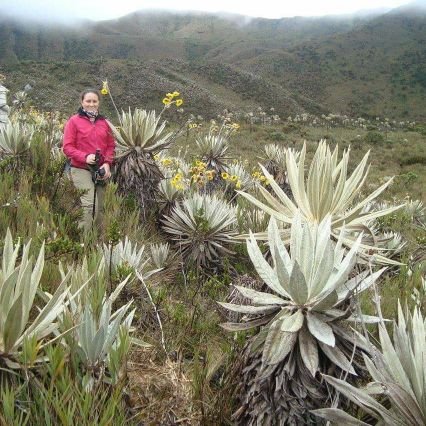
[0, 5, 425, 120]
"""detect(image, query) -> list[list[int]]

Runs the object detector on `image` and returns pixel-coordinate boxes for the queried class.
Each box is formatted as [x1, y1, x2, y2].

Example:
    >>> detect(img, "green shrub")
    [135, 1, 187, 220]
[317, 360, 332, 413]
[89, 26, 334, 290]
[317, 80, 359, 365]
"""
[412, 124, 426, 135]
[267, 131, 286, 141]
[364, 130, 384, 143]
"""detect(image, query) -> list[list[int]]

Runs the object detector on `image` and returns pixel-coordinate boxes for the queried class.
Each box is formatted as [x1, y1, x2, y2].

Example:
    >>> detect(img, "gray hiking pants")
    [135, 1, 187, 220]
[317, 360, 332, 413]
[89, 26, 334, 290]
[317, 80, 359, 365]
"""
[70, 167, 106, 231]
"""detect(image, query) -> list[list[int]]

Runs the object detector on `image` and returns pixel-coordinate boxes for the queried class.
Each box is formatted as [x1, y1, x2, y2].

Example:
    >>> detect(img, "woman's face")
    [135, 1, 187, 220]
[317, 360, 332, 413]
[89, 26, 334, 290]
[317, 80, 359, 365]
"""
[81, 92, 100, 112]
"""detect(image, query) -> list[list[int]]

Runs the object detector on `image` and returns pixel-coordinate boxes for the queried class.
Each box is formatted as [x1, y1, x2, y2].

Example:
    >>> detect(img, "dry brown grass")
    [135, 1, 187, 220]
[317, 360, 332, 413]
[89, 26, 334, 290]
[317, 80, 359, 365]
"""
[126, 349, 201, 425]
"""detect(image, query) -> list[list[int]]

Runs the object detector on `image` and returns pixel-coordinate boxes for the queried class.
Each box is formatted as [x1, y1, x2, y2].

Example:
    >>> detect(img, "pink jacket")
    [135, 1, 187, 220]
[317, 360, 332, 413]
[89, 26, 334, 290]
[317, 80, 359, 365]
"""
[63, 113, 115, 169]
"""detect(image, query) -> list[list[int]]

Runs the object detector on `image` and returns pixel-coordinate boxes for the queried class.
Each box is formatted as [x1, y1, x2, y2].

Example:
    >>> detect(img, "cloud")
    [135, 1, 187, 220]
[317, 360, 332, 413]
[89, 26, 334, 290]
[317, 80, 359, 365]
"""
[0, 0, 410, 23]
[0, 1, 85, 24]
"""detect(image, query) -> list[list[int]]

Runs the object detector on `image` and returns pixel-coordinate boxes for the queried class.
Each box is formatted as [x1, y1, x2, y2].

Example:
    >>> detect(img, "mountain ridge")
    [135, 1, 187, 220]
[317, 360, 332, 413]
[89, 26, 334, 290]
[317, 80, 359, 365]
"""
[0, 5, 425, 120]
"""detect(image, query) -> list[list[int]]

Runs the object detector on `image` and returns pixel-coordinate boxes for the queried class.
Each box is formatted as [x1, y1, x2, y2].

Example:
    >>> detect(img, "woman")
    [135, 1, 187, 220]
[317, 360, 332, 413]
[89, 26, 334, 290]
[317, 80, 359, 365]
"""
[63, 89, 115, 231]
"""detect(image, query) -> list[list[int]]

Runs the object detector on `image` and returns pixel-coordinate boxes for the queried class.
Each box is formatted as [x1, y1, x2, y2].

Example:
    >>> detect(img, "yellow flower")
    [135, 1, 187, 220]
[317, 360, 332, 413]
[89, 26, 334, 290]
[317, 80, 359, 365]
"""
[230, 175, 238, 182]
[172, 91, 180, 97]
[176, 99, 183, 107]
[153, 154, 160, 161]
[236, 180, 242, 189]
[171, 178, 185, 190]
[162, 98, 171, 105]
[174, 173, 182, 181]
[101, 80, 109, 95]
[260, 176, 266, 182]
[221, 172, 229, 180]
[161, 158, 173, 166]
[166, 93, 174, 98]
[205, 170, 215, 181]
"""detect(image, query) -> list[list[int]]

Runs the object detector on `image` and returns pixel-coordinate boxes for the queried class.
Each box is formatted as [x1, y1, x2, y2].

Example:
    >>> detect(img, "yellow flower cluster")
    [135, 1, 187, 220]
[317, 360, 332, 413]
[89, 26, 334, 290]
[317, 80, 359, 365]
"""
[226, 122, 240, 131]
[190, 160, 216, 186]
[188, 122, 202, 129]
[101, 80, 109, 95]
[190, 160, 207, 175]
[252, 170, 270, 186]
[160, 158, 173, 167]
[205, 170, 216, 181]
[162, 91, 184, 107]
[221, 172, 242, 189]
[171, 172, 185, 190]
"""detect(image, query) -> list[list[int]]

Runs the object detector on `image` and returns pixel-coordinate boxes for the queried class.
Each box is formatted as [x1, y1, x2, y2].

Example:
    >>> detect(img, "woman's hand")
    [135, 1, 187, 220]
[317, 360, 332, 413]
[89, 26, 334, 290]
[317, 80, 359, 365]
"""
[86, 154, 96, 164]
[99, 163, 111, 179]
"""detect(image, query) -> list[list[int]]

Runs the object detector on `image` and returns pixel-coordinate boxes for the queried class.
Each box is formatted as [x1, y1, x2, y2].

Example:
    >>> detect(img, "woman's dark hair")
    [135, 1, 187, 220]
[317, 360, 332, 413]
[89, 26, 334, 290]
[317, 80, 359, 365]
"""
[80, 89, 101, 101]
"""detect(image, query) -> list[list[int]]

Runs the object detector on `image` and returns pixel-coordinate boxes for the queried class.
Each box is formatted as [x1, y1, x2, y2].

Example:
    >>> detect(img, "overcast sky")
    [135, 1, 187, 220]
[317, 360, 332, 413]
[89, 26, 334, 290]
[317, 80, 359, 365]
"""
[0, 0, 412, 22]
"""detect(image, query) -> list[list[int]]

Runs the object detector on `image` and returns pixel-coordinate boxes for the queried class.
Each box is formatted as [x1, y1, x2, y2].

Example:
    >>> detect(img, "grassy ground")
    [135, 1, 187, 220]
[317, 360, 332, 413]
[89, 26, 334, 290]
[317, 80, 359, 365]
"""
[172, 121, 425, 201]
[0, 115, 424, 424]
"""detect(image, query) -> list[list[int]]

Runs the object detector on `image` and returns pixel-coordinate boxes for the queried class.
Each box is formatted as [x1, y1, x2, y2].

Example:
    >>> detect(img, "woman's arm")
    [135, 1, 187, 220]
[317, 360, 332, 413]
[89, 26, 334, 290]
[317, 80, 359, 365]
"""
[62, 118, 88, 164]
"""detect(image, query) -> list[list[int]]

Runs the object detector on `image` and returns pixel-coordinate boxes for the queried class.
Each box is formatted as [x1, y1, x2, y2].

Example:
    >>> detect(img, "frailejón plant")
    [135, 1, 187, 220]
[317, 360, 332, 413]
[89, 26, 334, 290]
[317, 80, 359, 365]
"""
[162, 193, 237, 268]
[239, 140, 404, 263]
[102, 236, 147, 274]
[108, 108, 174, 215]
[220, 215, 386, 424]
[0, 122, 33, 157]
[313, 302, 426, 426]
[0, 230, 71, 368]
[196, 129, 230, 174]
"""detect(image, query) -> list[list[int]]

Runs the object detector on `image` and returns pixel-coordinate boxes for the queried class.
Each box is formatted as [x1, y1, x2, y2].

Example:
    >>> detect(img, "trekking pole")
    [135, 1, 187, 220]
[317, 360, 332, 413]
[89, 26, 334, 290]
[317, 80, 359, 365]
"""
[91, 149, 102, 228]
[92, 180, 98, 227]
